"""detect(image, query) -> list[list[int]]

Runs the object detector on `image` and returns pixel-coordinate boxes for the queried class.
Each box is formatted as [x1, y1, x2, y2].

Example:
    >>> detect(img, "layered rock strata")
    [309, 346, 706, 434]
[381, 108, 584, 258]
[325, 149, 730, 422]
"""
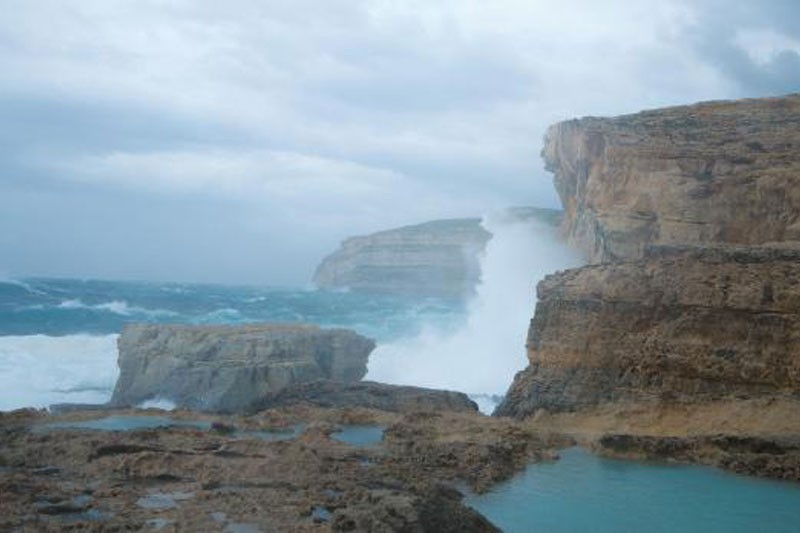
[111, 324, 375, 412]
[0, 407, 568, 531]
[498, 95, 800, 476]
[543, 94, 800, 262]
[501, 94, 800, 417]
[497, 244, 800, 416]
[313, 207, 562, 297]
[313, 218, 491, 296]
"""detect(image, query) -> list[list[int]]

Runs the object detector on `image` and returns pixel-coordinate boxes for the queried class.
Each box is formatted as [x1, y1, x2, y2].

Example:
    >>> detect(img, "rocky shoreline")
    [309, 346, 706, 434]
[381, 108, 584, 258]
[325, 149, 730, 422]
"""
[0, 406, 568, 532]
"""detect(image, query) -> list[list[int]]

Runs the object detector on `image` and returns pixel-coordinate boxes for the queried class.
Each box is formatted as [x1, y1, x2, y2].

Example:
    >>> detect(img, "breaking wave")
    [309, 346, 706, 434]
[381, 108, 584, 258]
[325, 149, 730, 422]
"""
[56, 299, 178, 319]
[0, 334, 119, 410]
[366, 212, 583, 409]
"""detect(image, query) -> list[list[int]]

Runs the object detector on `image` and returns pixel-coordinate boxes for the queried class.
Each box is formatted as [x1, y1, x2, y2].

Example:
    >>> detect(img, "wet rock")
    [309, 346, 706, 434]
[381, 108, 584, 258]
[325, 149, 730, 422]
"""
[253, 380, 478, 413]
[111, 323, 375, 413]
[1, 407, 542, 531]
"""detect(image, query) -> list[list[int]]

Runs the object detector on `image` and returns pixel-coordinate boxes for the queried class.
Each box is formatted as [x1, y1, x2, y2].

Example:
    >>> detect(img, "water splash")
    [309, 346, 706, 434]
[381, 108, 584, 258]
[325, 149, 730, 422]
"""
[366, 211, 582, 404]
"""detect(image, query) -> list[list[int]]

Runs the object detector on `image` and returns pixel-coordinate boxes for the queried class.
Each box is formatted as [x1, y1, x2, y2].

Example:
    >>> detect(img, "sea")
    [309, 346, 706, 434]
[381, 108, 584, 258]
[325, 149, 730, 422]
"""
[4, 218, 799, 531]
[0, 276, 467, 411]
[0, 215, 583, 412]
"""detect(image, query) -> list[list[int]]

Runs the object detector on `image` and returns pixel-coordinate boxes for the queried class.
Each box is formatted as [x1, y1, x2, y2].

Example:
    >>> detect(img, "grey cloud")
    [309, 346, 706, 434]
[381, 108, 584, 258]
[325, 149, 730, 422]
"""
[0, 1, 796, 284]
[683, 1, 800, 97]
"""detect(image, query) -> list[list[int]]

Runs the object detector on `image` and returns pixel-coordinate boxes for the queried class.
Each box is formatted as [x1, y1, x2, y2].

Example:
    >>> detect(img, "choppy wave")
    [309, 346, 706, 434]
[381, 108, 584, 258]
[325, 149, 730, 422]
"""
[0, 334, 119, 411]
[0, 277, 46, 296]
[56, 299, 179, 318]
[367, 212, 583, 399]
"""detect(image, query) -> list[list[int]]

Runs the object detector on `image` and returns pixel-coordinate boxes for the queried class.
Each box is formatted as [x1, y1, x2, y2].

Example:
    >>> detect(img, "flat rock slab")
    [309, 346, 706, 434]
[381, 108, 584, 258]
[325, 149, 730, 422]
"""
[111, 324, 375, 413]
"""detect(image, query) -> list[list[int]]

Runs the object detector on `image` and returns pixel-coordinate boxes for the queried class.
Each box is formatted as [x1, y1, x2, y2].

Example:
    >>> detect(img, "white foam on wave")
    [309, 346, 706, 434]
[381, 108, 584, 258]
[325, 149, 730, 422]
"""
[193, 308, 245, 324]
[0, 334, 119, 411]
[138, 398, 177, 411]
[56, 299, 177, 318]
[366, 212, 583, 400]
[0, 275, 47, 296]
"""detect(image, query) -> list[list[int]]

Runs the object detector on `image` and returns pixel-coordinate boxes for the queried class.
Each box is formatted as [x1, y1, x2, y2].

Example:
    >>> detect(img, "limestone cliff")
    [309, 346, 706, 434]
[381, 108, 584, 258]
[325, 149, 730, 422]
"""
[543, 94, 800, 262]
[111, 324, 374, 412]
[497, 244, 800, 416]
[498, 95, 800, 475]
[313, 208, 561, 297]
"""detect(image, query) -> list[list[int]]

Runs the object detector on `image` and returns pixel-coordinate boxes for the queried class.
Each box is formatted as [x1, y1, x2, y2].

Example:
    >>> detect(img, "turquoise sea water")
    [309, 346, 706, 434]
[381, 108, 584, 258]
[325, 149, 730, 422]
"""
[465, 447, 800, 533]
[4, 277, 800, 528]
[0, 277, 464, 339]
[0, 277, 466, 410]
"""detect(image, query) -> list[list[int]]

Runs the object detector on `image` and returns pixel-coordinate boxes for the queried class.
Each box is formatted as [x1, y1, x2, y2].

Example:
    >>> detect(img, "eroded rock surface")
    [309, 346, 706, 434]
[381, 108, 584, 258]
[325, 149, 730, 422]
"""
[313, 218, 491, 297]
[252, 380, 478, 414]
[0, 407, 567, 532]
[312, 208, 561, 297]
[111, 324, 375, 413]
[497, 244, 800, 416]
[543, 94, 800, 262]
[498, 95, 800, 476]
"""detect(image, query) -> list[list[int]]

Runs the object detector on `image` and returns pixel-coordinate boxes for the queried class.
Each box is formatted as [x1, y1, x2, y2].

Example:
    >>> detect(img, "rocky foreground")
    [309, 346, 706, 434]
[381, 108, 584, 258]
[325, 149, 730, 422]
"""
[0, 406, 567, 532]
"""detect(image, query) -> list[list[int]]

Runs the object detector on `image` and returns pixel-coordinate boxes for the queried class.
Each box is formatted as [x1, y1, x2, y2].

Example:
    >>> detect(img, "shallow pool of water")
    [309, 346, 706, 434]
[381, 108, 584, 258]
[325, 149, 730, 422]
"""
[465, 447, 800, 533]
[331, 425, 384, 447]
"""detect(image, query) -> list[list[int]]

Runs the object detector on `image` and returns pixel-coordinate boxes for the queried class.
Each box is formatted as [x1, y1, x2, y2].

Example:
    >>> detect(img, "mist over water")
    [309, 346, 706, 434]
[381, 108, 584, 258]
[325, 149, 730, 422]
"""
[366, 213, 583, 401]
[0, 218, 581, 412]
[0, 334, 119, 411]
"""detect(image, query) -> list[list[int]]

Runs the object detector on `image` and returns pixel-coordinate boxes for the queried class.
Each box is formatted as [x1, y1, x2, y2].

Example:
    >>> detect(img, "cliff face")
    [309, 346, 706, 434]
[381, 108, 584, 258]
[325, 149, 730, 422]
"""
[313, 208, 561, 297]
[498, 94, 800, 427]
[543, 94, 800, 262]
[111, 324, 375, 412]
[497, 244, 800, 417]
[313, 218, 490, 297]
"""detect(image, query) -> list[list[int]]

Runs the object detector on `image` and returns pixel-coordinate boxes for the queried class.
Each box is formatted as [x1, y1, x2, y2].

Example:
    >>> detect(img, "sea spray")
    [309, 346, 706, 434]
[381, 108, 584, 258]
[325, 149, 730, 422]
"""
[0, 334, 119, 410]
[366, 212, 583, 409]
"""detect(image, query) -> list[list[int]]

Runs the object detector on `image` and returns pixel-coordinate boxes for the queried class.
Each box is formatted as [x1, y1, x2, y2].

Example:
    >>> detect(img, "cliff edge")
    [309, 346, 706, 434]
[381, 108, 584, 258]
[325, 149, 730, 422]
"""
[313, 208, 561, 297]
[543, 94, 800, 262]
[498, 94, 800, 479]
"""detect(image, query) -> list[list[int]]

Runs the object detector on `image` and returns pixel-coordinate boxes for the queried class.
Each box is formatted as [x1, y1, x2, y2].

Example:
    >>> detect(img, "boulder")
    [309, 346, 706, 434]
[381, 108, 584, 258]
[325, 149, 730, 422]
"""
[110, 324, 375, 412]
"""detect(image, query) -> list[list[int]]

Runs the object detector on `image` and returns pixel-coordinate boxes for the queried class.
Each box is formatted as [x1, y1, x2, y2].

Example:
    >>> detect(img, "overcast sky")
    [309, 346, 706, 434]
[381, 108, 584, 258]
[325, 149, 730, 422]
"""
[1, 0, 799, 285]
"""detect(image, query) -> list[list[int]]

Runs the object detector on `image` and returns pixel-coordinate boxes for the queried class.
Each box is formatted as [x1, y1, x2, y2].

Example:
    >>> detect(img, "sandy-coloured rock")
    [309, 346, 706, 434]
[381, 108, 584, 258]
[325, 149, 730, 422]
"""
[498, 96, 800, 476]
[497, 244, 800, 416]
[252, 380, 479, 413]
[543, 94, 800, 262]
[0, 407, 570, 531]
[312, 208, 561, 297]
[111, 324, 375, 412]
[313, 218, 491, 297]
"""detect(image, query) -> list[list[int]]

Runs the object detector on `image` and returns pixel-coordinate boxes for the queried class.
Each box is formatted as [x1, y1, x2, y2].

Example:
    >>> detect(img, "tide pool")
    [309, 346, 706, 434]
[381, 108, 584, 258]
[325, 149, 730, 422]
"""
[465, 447, 800, 533]
[332, 425, 385, 447]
